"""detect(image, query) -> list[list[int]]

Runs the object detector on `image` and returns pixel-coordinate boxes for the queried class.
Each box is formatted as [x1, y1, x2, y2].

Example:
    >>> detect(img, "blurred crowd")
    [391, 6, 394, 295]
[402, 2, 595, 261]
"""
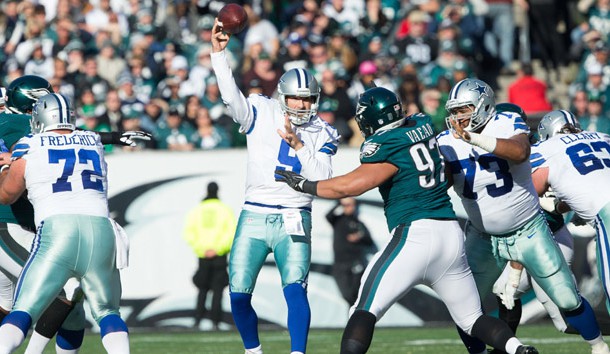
[0, 0, 608, 150]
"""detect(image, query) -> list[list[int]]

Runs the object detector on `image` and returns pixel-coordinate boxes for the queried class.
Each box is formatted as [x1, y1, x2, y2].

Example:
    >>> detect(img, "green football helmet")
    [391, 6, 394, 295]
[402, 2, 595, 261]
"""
[6, 75, 53, 114]
[355, 87, 405, 137]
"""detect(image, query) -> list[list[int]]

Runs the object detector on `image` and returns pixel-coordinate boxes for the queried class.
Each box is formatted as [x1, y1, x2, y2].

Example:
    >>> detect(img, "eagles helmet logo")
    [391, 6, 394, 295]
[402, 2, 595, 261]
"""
[356, 103, 367, 116]
[22, 87, 51, 101]
[360, 142, 380, 159]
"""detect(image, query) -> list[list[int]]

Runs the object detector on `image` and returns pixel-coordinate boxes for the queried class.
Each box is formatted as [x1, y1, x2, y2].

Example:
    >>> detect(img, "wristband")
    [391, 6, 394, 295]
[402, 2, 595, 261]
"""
[302, 181, 318, 196]
[468, 132, 497, 153]
[0, 165, 9, 173]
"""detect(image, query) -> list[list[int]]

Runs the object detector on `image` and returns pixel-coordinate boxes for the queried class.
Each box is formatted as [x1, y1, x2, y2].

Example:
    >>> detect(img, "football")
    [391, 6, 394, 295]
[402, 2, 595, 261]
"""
[217, 4, 248, 34]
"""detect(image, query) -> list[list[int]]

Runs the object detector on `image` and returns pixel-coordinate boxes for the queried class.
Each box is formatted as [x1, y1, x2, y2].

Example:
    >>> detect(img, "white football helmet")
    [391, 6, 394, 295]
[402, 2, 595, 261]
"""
[277, 68, 320, 125]
[31, 93, 75, 133]
[537, 110, 581, 141]
[445, 78, 496, 132]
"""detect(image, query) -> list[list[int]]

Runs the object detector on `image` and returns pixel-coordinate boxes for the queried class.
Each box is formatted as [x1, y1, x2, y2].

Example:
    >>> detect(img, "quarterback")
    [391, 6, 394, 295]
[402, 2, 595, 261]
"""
[211, 18, 339, 354]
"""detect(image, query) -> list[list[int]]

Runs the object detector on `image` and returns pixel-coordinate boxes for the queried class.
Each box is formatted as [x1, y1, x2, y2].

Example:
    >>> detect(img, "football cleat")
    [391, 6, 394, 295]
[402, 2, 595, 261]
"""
[516, 345, 539, 354]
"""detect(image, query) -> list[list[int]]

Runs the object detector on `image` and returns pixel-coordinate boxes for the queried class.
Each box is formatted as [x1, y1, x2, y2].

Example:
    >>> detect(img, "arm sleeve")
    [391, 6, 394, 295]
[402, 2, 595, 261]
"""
[210, 50, 255, 133]
[296, 145, 333, 180]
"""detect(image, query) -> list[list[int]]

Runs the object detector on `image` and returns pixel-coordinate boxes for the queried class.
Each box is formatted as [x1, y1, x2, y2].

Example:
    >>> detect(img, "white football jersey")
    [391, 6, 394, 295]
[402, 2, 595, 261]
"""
[211, 51, 339, 212]
[438, 111, 539, 234]
[13, 130, 109, 226]
[531, 131, 610, 220]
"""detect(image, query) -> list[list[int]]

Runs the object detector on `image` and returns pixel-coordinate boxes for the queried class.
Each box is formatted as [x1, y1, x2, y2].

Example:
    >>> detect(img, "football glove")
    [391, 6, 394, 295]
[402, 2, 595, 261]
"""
[118, 131, 152, 147]
[274, 169, 318, 195]
[493, 266, 523, 310]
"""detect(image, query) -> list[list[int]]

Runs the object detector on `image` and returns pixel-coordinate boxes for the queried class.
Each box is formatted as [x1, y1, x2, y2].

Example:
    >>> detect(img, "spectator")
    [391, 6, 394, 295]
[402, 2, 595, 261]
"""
[276, 32, 309, 73]
[193, 107, 231, 150]
[76, 57, 111, 104]
[398, 72, 422, 109]
[507, 62, 552, 115]
[321, 0, 363, 37]
[243, 3, 280, 58]
[188, 46, 213, 99]
[327, 28, 358, 75]
[358, 0, 393, 50]
[482, 0, 523, 76]
[242, 52, 282, 98]
[125, 56, 156, 104]
[570, 89, 590, 119]
[24, 41, 54, 79]
[319, 69, 355, 143]
[155, 107, 196, 151]
[391, 10, 437, 70]
[420, 88, 446, 133]
[307, 39, 341, 81]
[50, 59, 76, 102]
[164, 2, 198, 45]
[579, 93, 610, 134]
[96, 40, 126, 87]
[98, 89, 124, 132]
[184, 182, 235, 330]
[326, 198, 375, 305]
[201, 76, 230, 129]
[184, 95, 202, 129]
[63, 40, 86, 79]
[420, 39, 462, 88]
[117, 74, 146, 123]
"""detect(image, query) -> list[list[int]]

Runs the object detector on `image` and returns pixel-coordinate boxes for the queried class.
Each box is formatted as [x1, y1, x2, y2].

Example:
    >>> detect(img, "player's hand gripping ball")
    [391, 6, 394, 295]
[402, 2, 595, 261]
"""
[217, 4, 248, 34]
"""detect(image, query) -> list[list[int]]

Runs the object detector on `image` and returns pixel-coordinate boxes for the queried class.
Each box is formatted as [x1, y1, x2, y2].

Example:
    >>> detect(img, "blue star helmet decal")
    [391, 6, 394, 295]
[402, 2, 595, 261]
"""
[470, 82, 489, 98]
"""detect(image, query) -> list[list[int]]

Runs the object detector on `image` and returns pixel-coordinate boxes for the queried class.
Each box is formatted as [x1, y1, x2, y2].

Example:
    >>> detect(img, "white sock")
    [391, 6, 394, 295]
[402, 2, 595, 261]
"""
[0, 323, 26, 353]
[290, 352, 304, 354]
[505, 337, 522, 354]
[245, 344, 263, 354]
[56, 345, 79, 354]
[102, 331, 130, 354]
[24, 331, 51, 354]
[588, 334, 605, 346]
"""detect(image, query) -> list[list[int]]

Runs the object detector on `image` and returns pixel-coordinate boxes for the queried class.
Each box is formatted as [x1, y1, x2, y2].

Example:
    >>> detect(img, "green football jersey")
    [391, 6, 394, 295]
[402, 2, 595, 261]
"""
[360, 113, 456, 230]
[0, 112, 35, 229]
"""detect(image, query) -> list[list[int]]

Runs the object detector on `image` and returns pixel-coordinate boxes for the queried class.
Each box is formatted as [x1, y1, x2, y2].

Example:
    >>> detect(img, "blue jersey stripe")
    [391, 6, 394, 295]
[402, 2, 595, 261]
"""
[245, 106, 257, 135]
[530, 152, 546, 168]
[319, 142, 337, 155]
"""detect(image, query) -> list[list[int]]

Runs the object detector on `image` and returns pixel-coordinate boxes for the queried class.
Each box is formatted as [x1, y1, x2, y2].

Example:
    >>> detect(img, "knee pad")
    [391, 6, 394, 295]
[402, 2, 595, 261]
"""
[56, 328, 84, 350]
[99, 314, 128, 338]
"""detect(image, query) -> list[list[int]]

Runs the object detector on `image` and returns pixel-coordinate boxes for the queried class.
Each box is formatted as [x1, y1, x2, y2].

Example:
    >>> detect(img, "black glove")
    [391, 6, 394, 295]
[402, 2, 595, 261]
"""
[274, 169, 318, 195]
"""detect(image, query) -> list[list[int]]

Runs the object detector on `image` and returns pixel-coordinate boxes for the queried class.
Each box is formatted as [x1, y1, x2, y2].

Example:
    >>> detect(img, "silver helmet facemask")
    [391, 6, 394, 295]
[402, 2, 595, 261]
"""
[277, 68, 320, 125]
[30, 93, 75, 134]
[445, 78, 496, 132]
[537, 110, 581, 141]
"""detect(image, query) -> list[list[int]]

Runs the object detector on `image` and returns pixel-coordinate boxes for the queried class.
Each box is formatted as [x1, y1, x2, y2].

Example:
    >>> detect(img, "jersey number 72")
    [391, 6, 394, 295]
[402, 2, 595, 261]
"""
[48, 148, 104, 193]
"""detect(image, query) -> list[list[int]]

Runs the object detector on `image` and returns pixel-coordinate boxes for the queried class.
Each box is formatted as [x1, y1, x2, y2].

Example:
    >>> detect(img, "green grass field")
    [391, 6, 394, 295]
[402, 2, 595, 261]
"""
[16, 323, 598, 353]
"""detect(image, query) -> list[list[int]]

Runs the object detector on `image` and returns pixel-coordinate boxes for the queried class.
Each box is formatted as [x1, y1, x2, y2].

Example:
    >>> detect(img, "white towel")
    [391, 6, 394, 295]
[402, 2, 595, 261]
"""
[110, 218, 130, 269]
